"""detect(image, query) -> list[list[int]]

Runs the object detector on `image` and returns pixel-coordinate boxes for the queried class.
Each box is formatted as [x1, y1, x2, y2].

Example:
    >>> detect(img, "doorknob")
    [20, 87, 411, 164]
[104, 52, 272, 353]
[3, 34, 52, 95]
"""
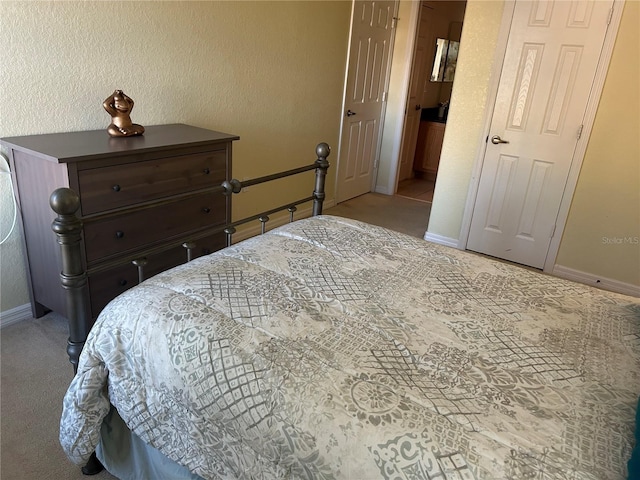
[491, 135, 509, 144]
[346, 109, 356, 117]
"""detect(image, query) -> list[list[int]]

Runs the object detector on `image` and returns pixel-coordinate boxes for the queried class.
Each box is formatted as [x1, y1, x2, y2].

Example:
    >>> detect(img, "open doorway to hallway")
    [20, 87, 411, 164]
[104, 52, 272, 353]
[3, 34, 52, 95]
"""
[396, 177, 435, 203]
[394, 0, 467, 203]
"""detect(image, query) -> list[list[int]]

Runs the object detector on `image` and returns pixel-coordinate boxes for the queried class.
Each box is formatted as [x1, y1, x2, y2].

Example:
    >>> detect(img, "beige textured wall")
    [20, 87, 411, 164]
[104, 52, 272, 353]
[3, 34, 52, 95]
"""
[428, 0, 639, 287]
[555, 0, 640, 285]
[0, 1, 350, 312]
[427, 0, 505, 238]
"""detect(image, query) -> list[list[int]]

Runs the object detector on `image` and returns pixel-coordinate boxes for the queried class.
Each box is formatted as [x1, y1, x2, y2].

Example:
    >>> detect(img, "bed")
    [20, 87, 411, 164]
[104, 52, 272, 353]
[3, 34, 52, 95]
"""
[54, 150, 639, 479]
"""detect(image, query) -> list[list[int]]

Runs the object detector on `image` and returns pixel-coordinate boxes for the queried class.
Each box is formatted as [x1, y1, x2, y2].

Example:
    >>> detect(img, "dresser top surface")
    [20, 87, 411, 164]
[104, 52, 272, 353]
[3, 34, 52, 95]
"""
[1, 124, 239, 163]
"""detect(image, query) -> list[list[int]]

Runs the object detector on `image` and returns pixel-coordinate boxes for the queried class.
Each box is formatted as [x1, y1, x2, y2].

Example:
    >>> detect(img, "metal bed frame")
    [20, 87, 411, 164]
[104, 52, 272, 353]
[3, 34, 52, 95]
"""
[49, 142, 330, 376]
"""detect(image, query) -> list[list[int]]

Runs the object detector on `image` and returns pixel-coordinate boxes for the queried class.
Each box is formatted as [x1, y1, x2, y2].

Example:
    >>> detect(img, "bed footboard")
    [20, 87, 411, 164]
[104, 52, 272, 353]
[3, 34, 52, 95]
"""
[50, 142, 330, 374]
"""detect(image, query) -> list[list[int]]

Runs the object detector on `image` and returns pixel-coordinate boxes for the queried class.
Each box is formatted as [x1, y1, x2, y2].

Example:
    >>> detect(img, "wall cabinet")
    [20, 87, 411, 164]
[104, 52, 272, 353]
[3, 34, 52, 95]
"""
[2, 124, 238, 319]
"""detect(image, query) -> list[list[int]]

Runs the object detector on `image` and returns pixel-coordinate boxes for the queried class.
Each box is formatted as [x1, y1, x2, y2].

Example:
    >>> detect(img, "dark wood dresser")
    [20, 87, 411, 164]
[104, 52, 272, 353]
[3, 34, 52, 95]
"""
[2, 124, 239, 319]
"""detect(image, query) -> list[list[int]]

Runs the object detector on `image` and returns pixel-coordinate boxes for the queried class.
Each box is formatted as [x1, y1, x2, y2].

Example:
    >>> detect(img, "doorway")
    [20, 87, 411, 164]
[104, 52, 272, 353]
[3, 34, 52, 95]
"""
[394, 0, 467, 203]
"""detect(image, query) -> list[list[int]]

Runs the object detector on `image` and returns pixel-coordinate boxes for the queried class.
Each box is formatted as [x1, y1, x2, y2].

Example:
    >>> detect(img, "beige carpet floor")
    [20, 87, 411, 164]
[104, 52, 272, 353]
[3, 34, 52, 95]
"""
[324, 192, 431, 239]
[0, 192, 430, 479]
[1, 312, 116, 479]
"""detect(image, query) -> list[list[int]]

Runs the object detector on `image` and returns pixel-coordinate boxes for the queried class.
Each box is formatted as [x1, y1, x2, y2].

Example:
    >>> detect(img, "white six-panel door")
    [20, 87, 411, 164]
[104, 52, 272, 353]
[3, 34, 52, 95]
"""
[467, 0, 613, 269]
[336, 1, 396, 203]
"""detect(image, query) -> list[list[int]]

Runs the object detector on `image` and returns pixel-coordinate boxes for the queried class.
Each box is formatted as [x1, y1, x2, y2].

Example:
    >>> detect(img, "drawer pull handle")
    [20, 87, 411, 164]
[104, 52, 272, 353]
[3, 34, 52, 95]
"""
[119, 279, 128, 287]
[203, 168, 211, 175]
[115, 231, 125, 239]
[202, 207, 211, 214]
[112, 184, 121, 192]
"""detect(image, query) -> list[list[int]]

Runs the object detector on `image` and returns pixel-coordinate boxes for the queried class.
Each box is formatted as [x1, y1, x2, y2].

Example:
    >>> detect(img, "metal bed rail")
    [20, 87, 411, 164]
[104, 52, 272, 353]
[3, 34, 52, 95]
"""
[49, 142, 330, 374]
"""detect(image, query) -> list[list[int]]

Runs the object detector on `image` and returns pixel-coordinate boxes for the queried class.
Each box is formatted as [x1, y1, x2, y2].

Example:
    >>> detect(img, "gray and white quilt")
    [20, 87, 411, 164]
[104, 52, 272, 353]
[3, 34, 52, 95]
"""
[61, 215, 640, 479]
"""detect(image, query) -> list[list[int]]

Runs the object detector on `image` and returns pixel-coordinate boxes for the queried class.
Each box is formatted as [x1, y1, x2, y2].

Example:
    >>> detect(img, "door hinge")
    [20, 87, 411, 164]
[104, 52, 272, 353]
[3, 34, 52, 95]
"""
[382, 91, 388, 102]
[550, 224, 557, 239]
[607, 7, 613, 25]
[392, 17, 398, 29]
[577, 124, 584, 140]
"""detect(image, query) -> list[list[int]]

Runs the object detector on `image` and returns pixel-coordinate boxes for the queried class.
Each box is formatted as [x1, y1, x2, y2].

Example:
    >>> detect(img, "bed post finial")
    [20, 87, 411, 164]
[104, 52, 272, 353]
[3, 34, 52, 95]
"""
[50, 188, 91, 374]
[313, 142, 330, 216]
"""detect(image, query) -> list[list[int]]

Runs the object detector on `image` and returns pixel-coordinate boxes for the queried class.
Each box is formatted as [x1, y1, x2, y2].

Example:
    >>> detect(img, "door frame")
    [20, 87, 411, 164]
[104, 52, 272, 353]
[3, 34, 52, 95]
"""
[334, 0, 400, 202]
[459, 0, 625, 273]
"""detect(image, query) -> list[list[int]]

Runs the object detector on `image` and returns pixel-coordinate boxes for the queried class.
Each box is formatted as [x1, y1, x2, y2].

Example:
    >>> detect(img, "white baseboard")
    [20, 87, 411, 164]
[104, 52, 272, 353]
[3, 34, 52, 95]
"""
[374, 185, 391, 195]
[552, 265, 640, 298]
[0, 303, 32, 328]
[423, 232, 459, 248]
[233, 199, 337, 244]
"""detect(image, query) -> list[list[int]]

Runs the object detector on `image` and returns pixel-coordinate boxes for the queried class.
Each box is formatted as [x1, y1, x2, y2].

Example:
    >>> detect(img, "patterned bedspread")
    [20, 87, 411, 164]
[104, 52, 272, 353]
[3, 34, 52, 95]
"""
[60, 215, 640, 479]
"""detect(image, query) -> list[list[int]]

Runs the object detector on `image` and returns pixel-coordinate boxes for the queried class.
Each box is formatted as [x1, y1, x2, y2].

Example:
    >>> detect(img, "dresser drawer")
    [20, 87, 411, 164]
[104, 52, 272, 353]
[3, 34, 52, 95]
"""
[88, 231, 226, 317]
[78, 150, 227, 215]
[83, 193, 225, 263]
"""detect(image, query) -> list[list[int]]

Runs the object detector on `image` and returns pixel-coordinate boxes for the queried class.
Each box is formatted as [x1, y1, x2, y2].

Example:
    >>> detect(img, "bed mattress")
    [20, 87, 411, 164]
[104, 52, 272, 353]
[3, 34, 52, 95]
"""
[60, 215, 640, 479]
